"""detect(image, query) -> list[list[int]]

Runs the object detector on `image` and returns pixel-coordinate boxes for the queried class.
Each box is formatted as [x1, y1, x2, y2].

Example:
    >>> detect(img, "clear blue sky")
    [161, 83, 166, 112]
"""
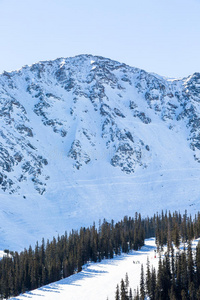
[1, 0, 200, 78]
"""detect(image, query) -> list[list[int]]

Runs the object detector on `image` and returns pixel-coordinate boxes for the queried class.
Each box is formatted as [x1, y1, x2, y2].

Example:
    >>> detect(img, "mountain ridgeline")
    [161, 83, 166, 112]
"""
[1, 55, 200, 250]
[1, 55, 200, 194]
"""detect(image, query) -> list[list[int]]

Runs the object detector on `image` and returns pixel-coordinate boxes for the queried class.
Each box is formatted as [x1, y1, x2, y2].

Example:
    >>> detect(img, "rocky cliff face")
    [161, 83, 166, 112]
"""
[1, 55, 200, 250]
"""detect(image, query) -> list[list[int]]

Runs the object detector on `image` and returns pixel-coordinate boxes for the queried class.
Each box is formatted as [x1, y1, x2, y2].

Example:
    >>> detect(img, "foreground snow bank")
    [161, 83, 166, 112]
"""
[11, 238, 159, 300]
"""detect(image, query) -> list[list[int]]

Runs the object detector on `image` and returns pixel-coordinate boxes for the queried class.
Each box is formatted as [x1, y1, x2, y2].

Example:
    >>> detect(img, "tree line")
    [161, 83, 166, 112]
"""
[1, 210, 200, 299]
[0, 213, 147, 298]
[139, 241, 200, 300]
[113, 210, 200, 300]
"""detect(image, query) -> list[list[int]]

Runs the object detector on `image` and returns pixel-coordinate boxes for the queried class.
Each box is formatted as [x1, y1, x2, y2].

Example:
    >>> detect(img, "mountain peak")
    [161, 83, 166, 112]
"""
[0, 55, 200, 250]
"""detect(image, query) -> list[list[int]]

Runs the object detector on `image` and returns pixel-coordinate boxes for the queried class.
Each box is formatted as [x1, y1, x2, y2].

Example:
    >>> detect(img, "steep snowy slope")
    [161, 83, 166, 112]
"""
[1, 55, 200, 250]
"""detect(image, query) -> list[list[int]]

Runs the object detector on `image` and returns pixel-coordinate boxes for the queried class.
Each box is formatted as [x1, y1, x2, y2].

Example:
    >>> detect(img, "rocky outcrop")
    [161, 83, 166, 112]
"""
[0, 54, 200, 194]
[68, 140, 91, 169]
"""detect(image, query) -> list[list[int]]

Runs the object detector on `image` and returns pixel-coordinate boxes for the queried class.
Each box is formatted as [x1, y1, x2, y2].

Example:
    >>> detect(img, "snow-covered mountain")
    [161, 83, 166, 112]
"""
[1, 54, 200, 250]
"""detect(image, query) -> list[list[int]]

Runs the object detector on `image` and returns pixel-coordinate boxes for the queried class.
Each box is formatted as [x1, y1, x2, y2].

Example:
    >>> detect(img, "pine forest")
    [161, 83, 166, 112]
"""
[1, 211, 200, 299]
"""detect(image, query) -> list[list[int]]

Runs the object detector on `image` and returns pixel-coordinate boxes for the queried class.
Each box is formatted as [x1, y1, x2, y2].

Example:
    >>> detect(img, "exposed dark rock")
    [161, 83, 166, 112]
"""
[136, 112, 151, 124]
[129, 101, 137, 110]
[15, 124, 33, 137]
[100, 104, 111, 117]
[145, 145, 150, 151]
[114, 108, 125, 118]
[14, 152, 23, 163]
[68, 140, 91, 169]
[125, 131, 134, 143]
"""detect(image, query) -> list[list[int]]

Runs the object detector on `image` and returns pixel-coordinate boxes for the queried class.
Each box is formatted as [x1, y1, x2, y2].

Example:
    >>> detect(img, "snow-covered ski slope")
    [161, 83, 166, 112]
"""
[11, 238, 158, 300]
[1, 55, 200, 250]
[10, 238, 200, 300]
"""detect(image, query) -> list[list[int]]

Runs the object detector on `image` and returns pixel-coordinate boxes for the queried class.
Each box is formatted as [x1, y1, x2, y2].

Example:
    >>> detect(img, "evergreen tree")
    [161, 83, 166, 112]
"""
[120, 278, 128, 300]
[196, 241, 200, 288]
[150, 266, 156, 300]
[134, 287, 139, 300]
[129, 288, 133, 300]
[189, 281, 196, 300]
[125, 272, 129, 289]
[187, 240, 194, 285]
[146, 256, 151, 297]
[169, 284, 176, 300]
[115, 284, 120, 300]
[181, 289, 187, 300]
[140, 264, 145, 300]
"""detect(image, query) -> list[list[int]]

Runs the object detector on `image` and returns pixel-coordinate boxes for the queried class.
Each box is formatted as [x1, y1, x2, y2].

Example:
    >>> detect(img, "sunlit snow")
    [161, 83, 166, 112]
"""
[11, 238, 158, 300]
[11, 238, 200, 300]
